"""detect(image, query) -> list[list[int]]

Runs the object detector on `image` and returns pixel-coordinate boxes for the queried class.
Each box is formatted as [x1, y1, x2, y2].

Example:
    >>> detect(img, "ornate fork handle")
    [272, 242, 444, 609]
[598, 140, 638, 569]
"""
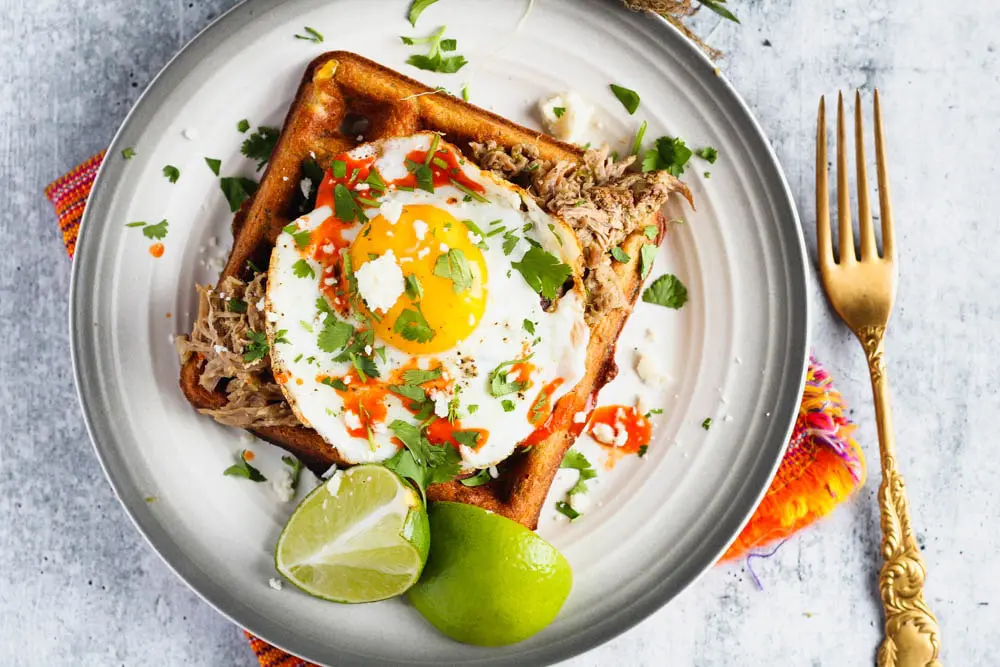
[858, 325, 942, 667]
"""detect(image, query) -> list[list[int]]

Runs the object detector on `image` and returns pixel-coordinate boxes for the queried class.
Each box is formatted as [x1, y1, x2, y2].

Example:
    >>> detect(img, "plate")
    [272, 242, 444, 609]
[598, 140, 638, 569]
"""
[70, 0, 808, 664]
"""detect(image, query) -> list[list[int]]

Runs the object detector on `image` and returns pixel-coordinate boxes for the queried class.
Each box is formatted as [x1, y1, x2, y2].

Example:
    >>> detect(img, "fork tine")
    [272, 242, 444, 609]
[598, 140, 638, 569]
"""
[816, 96, 833, 270]
[854, 91, 877, 261]
[836, 92, 856, 264]
[873, 89, 894, 260]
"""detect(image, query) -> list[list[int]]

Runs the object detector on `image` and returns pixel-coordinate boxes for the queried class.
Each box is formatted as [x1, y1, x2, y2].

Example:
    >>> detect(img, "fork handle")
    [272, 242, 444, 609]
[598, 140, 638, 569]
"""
[858, 325, 943, 667]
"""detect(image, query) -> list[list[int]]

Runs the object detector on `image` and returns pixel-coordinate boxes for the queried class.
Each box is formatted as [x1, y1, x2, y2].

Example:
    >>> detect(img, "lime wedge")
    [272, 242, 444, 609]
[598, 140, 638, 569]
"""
[274, 464, 429, 603]
[408, 502, 573, 646]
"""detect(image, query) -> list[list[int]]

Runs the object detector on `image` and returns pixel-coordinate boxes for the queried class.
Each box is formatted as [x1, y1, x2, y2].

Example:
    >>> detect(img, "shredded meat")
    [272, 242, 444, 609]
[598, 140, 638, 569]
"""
[472, 141, 691, 315]
[176, 275, 299, 428]
[184, 140, 689, 428]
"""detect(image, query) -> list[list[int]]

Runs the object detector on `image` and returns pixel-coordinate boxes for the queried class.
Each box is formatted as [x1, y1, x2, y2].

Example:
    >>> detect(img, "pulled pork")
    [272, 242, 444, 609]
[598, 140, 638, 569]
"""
[176, 275, 299, 428]
[470, 141, 690, 314]
[182, 142, 688, 429]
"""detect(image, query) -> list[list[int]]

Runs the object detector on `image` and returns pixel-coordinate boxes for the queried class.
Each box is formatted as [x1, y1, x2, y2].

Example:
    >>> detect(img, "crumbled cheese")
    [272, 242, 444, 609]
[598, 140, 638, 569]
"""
[488, 465, 499, 479]
[344, 410, 362, 430]
[299, 178, 312, 198]
[591, 423, 616, 445]
[468, 313, 475, 325]
[325, 470, 344, 496]
[270, 470, 295, 503]
[266, 311, 280, 323]
[613, 424, 629, 448]
[321, 464, 338, 479]
[364, 345, 373, 355]
[413, 219, 428, 240]
[432, 392, 450, 418]
[182, 127, 199, 141]
[213, 344, 229, 354]
[355, 183, 370, 191]
[322, 243, 335, 254]
[568, 491, 590, 514]
[255, 299, 265, 311]
[635, 395, 649, 415]
[538, 91, 594, 144]
[323, 277, 336, 286]
[379, 199, 404, 224]
[439, 243, 449, 252]
[417, 247, 430, 259]
[724, 415, 734, 422]
[268, 578, 283, 591]
[635, 352, 666, 386]
[354, 250, 405, 313]
[467, 231, 483, 245]
[573, 411, 588, 424]
[282, 176, 289, 182]
[373, 421, 387, 434]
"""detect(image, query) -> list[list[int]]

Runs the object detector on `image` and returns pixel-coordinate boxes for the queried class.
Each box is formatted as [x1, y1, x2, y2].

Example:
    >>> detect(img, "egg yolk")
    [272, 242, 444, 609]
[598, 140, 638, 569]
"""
[350, 204, 488, 354]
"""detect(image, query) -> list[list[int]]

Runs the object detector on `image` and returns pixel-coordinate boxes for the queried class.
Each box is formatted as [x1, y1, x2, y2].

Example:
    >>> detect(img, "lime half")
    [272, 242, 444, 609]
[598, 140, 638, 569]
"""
[274, 464, 429, 603]
[408, 502, 573, 646]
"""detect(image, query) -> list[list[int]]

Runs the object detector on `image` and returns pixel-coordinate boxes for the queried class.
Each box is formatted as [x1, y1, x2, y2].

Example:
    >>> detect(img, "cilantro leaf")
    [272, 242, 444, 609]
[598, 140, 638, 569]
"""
[281, 455, 303, 491]
[407, 0, 439, 26]
[292, 259, 315, 279]
[241, 126, 279, 170]
[317, 319, 354, 353]
[560, 449, 597, 496]
[642, 274, 689, 309]
[334, 183, 364, 221]
[461, 84, 470, 101]
[121, 147, 136, 160]
[501, 399, 516, 413]
[488, 355, 532, 397]
[405, 274, 423, 300]
[642, 136, 693, 176]
[242, 330, 269, 363]
[449, 178, 489, 203]
[440, 38, 457, 51]
[609, 84, 640, 114]
[282, 223, 312, 250]
[699, 0, 740, 23]
[502, 230, 520, 256]
[632, 119, 648, 155]
[219, 176, 258, 212]
[460, 468, 492, 487]
[294, 26, 324, 43]
[452, 430, 481, 449]
[237, 119, 250, 133]
[394, 307, 435, 343]
[610, 246, 630, 263]
[402, 367, 442, 384]
[204, 157, 221, 175]
[638, 444, 648, 457]
[142, 220, 169, 240]
[390, 383, 427, 404]
[384, 419, 461, 500]
[640, 244, 656, 280]
[522, 319, 535, 335]
[223, 449, 267, 482]
[695, 146, 719, 163]
[408, 52, 468, 73]
[702, 417, 713, 430]
[351, 353, 379, 382]
[227, 299, 248, 313]
[511, 246, 572, 300]
[433, 249, 474, 293]
[553, 106, 566, 118]
[162, 165, 180, 183]
[643, 225, 658, 240]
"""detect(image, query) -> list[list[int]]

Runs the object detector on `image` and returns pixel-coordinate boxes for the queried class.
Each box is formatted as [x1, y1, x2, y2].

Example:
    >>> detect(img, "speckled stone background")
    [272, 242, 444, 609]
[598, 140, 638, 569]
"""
[1, 0, 995, 664]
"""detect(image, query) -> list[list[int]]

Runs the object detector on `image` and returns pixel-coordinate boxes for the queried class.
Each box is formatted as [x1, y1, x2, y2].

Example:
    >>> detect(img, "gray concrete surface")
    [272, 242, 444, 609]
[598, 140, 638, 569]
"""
[1, 0, 996, 664]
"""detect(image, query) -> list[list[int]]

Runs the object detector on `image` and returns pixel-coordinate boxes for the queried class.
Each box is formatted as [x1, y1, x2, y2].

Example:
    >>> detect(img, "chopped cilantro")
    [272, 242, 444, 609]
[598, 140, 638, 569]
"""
[699, 0, 740, 23]
[402, 367, 442, 384]
[452, 430, 480, 449]
[553, 106, 566, 118]
[382, 419, 462, 502]
[501, 229, 520, 256]
[643, 225, 658, 240]
[282, 223, 312, 250]
[365, 169, 386, 192]
[204, 157, 222, 175]
[237, 119, 250, 133]
[142, 220, 168, 240]
[405, 274, 423, 300]
[638, 445, 648, 457]
[281, 455, 303, 492]
[561, 449, 597, 496]
[350, 353, 379, 381]
[317, 319, 354, 353]
[695, 146, 719, 163]
[223, 449, 266, 482]
[292, 259, 315, 279]
[642, 135, 693, 176]
[501, 399, 516, 413]
[522, 319, 535, 335]
[321, 377, 349, 391]
[273, 329, 290, 345]
[124, 222, 146, 227]
[702, 417, 713, 430]
[449, 178, 489, 203]
[704, 171, 711, 179]
[632, 119, 648, 155]
[644, 407, 664, 418]
[511, 246, 572, 300]
[405, 159, 434, 194]
[242, 330, 269, 363]
[294, 26, 324, 43]
[331, 159, 347, 179]
[333, 183, 364, 222]
[394, 307, 435, 342]
[459, 468, 492, 487]
[220, 176, 258, 212]
[555, 501, 580, 521]
[403, 25, 468, 74]
[433, 248, 474, 293]
[227, 299, 248, 313]
[609, 84, 640, 114]
[642, 274, 689, 309]
[611, 246, 630, 263]
[640, 244, 656, 279]
[121, 147, 136, 160]
[162, 165, 180, 183]
[488, 355, 533, 397]
[407, 0, 439, 26]
[241, 126, 280, 170]
[461, 84, 470, 101]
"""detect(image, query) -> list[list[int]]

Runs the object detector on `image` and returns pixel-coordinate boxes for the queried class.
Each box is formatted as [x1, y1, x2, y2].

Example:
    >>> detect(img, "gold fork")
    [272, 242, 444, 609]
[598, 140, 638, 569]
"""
[816, 91, 942, 666]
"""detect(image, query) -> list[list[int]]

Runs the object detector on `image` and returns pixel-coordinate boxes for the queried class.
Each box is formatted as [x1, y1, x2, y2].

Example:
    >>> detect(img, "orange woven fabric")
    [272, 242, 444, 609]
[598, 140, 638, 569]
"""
[48, 154, 866, 666]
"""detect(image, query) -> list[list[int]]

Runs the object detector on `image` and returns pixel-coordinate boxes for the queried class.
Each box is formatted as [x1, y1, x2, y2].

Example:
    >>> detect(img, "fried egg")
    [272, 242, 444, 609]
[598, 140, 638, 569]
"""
[265, 133, 589, 470]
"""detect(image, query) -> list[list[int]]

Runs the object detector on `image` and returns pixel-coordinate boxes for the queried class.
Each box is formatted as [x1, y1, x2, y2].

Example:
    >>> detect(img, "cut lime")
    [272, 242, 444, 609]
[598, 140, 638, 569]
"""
[408, 502, 573, 646]
[274, 464, 429, 603]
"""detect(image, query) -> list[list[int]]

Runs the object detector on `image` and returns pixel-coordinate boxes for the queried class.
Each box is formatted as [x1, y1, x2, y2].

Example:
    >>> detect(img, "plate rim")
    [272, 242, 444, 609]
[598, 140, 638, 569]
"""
[69, 1, 810, 664]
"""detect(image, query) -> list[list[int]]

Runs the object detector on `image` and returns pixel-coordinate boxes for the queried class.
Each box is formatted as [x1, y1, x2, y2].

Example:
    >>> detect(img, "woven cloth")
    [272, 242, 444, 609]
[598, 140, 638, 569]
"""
[47, 152, 866, 666]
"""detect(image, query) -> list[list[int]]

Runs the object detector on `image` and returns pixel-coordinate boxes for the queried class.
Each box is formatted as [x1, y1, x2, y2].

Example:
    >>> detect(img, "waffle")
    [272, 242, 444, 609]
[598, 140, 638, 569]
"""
[180, 51, 676, 528]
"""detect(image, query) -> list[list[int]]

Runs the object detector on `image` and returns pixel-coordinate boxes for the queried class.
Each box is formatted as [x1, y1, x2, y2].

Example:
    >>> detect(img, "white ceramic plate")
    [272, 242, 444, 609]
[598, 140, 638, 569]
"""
[70, 0, 808, 664]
